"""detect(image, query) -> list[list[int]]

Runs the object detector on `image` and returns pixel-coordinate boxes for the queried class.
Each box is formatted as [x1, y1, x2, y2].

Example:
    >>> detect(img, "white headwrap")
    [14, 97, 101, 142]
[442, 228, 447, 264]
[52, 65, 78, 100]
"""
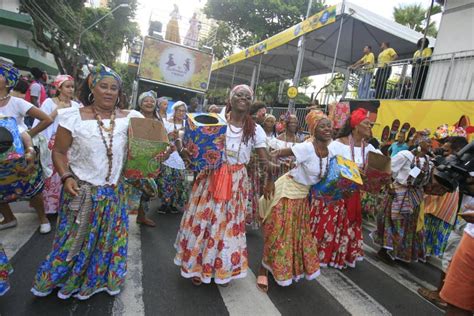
[230, 84, 254, 99]
[172, 101, 187, 112]
[138, 90, 157, 106]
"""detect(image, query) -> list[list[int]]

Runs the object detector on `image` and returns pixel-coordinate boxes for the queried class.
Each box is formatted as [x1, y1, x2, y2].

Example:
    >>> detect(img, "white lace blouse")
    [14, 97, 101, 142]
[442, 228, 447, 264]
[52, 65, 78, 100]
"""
[57, 107, 143, 186]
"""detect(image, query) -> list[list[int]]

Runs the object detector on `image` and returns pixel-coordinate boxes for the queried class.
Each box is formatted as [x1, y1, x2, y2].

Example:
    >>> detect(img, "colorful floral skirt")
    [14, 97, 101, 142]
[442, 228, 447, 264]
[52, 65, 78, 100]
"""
[31, 182, 129, 300]
[43, 135, 61, 214]
[156, 165, 188, 208]
[310, 198, 364, 269]
[0, 245, 13, 296]
[424, 214, 453, 257]
[174, 167, 249, 284]
[262, 197, 320, 286]
[371, 191, 426, 263]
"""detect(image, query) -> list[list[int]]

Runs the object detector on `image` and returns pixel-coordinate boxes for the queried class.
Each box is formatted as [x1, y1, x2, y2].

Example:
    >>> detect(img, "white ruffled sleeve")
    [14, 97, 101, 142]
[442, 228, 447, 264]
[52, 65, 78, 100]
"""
[57, 107, 80, 136]
[254, 124, 267, 148]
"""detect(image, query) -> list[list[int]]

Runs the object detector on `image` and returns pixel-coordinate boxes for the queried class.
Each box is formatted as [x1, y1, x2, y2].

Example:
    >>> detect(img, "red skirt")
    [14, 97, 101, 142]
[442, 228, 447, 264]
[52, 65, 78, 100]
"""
[310, 198, 364, 269]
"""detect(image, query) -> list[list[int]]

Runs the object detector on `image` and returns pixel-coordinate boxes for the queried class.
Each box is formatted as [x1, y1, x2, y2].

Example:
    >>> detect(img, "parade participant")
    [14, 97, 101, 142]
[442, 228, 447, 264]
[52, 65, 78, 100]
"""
[156, 96, 168, 122]
[372, 132, 433, 263]
[262, 114, 277, 142]
[268, 114, 302, 177]
[311, 108, 378, 269]
[257, 110, 332, 291]
[31, 64, 143, 300]
[174, 84, 270, 286]
[32, 75, 81, 214]
[0, 61, 53, 233]
[250, 101, 267, 126]
[412, 38, 432, 99]
[131, 90, 167, 226]
[157, 101, 188, 214]
[424, 136, 467, 257]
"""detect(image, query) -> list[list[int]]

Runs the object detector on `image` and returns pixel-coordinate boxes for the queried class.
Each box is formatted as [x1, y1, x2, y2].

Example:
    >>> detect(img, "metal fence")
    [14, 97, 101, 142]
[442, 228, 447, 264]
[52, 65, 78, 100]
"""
[268, 107, 311, 132]
[341, 50, 474, 100]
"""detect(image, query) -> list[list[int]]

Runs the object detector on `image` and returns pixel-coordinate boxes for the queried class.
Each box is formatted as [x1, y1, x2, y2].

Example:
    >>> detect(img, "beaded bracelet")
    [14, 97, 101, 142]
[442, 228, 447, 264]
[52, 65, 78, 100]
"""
[61, 172, 74, 184]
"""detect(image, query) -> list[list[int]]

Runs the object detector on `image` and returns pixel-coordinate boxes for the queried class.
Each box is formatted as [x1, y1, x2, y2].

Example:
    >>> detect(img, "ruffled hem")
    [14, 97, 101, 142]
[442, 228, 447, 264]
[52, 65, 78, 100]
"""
[262, 262, 320, 287]
[174, 258, 247, 285]
[319, 256, 364, 270]
[31, 286, 121, 300]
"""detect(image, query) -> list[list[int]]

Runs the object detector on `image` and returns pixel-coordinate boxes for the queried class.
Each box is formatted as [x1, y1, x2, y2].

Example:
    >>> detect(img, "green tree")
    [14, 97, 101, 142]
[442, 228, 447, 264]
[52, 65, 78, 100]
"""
[19, 0, 139, 76]
[200, 21, 234, 60]
[204, 0, 325, 48]
[393, 3, 441, 37]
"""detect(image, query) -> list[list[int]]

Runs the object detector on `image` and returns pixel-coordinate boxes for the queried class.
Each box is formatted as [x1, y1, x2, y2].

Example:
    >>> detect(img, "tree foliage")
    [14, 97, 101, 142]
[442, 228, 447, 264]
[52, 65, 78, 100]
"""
[19, 0, 140, 76]
[204, 0, 325, 50]
[200, 21, 235, 60]
[393, 3, 441, 37]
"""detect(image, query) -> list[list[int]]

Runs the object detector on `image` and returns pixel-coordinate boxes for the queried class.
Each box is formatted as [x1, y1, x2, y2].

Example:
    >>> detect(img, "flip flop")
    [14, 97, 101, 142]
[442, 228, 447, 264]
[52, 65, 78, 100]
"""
[191, 277, 202, 286]
[417, 287, 447, 310]
[136, 217, 156, 227]
[256, 273, 269, 293]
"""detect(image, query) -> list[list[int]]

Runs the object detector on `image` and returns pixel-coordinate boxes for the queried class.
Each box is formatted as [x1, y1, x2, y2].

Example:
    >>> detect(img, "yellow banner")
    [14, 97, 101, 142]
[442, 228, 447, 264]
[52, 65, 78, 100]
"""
[139, 37, 213, 92]
[211, 5, 337, 71]
[373, 100, 473, 141]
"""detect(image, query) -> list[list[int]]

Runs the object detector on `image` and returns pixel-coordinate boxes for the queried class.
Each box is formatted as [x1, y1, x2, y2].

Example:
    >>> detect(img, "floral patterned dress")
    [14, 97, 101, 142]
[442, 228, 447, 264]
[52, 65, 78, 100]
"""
[174, 123, 267, 284]
[0, 245, 13, 296]
[261, 142, 327, 285]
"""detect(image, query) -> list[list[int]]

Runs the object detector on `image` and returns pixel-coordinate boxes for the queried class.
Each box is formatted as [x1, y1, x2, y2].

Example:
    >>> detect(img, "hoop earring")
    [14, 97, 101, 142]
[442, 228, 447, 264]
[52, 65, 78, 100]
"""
[88, 93, 95, 104]
[115, 97, 120, 107]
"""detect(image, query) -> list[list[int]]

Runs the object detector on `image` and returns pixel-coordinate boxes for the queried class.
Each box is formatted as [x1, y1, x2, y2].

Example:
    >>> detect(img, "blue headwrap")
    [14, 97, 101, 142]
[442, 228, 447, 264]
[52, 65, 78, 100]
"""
[0, 61, 20, 91]
[88, 64, 122, 89]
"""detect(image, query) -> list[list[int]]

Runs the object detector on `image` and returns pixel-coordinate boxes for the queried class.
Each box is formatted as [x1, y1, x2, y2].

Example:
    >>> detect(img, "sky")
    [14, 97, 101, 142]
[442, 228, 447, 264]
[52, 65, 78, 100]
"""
[135, 0, 441, 37]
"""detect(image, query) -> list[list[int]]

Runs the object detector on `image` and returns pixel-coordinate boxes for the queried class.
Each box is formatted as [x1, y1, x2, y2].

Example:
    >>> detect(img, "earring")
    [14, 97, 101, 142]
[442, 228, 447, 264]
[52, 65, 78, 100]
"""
[115, 97, 120, 107]
[417, 146, 421, 152]
[88, 93, 95, 104]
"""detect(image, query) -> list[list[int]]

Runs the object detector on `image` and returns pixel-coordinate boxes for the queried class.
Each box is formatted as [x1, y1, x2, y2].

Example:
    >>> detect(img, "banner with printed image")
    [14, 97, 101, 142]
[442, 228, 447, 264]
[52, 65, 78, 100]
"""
[138, 37, 213, 93]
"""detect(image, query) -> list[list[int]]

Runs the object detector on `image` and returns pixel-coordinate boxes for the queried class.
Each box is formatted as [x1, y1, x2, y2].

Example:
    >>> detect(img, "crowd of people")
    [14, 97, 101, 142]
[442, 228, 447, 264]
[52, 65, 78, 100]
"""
[0, 59, 473, 315]
[349, 38, 432, 100]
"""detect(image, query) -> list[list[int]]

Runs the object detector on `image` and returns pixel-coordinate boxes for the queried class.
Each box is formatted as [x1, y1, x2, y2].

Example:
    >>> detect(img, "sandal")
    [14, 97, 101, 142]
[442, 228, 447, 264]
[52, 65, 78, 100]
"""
[191, 277, 202, 286]
[136, 217, 156, 227]
[256, 270, 269, 293]
[417, 287, 447, 310]
[218, 282, 229, 288]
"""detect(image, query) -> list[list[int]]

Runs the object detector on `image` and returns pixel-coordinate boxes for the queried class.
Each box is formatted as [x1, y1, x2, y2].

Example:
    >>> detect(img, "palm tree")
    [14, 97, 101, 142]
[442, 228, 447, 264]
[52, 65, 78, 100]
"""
[393, 3, 442, 37]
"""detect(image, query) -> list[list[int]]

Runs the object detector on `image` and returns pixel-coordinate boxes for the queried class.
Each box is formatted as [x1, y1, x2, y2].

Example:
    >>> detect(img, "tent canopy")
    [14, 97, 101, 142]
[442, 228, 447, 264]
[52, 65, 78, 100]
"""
[209, 1, 434, 89]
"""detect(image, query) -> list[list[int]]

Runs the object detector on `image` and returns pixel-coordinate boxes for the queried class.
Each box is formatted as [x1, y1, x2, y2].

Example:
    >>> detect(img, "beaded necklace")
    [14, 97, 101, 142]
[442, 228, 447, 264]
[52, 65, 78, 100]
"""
[93, 107, 116, 182]
[0, 93, 10, 101]
[225, 122, 243, 164]
[315, 144, 330, 180]
[349, 134, 366, 168]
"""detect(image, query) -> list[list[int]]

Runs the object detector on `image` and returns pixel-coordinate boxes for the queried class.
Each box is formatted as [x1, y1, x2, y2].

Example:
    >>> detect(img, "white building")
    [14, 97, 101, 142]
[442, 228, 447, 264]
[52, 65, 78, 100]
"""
[423, 0, 474, 100]
[0, 0, 58, 74]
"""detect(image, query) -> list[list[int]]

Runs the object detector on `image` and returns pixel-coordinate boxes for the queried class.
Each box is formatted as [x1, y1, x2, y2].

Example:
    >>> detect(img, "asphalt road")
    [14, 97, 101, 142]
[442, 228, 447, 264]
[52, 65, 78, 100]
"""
[0, 201, 444, 316]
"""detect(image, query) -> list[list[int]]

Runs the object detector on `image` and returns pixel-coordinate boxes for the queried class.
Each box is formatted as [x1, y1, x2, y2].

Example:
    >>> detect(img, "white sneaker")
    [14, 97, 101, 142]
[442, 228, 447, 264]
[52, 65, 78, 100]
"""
[39, 222, 51, 234]
[0, 219, 17, 231]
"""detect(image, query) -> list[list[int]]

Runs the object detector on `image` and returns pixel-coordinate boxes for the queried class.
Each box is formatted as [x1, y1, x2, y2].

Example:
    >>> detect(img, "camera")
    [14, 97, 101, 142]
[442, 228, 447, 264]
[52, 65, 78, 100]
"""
[433, 142, 474, 195]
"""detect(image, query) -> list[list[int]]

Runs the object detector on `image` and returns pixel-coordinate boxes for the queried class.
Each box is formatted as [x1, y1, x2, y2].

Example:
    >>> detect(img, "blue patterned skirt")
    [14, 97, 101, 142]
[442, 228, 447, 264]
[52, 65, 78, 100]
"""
[0, 245, 13, 296]
[31, 182, 129, 300]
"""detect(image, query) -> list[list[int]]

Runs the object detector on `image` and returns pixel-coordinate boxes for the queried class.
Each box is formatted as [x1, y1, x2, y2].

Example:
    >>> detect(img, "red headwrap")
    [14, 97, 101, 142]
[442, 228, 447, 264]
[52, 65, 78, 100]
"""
[350, 108, 369, 128]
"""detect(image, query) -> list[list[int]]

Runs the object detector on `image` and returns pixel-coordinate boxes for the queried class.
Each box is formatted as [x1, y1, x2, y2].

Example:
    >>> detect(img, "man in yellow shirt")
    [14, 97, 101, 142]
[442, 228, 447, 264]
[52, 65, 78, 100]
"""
[350, 45, 375, 99]
[412, 38, 432, 99]
[375, 42, 398, 98]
